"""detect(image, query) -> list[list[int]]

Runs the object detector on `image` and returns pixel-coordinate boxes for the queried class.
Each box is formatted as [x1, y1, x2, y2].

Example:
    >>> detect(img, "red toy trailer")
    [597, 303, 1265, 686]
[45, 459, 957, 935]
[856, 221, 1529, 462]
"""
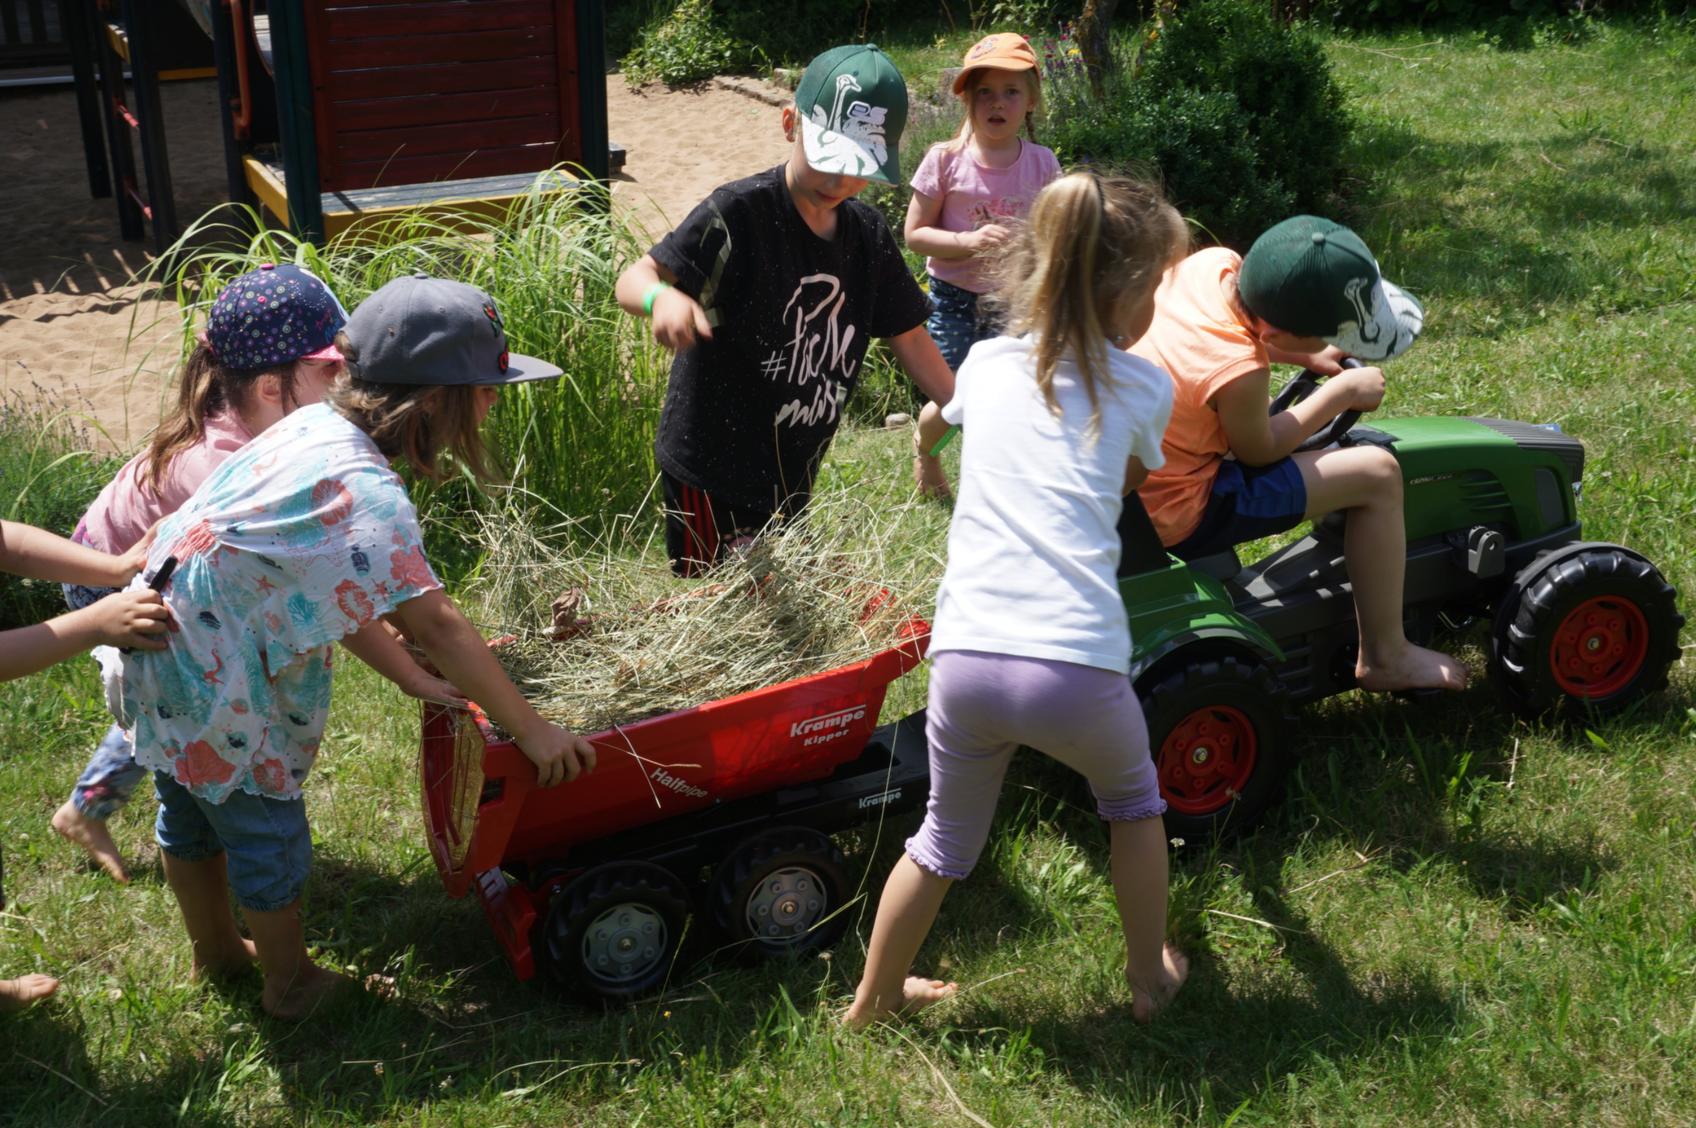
[420, 619, 933, 1001]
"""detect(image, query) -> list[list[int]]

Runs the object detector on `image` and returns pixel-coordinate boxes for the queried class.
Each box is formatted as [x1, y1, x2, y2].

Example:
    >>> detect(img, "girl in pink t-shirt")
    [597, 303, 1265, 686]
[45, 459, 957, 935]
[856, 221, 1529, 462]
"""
[905, 33, 1061, 494]
[52, 264, 457, 883]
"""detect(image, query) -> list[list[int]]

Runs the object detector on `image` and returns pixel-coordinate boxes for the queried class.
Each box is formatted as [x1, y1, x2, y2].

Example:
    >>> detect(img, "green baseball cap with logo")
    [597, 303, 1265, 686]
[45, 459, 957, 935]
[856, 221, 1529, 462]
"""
[1238, 215, 1425, 361]
[343, 274, 563, 386]
[795, 43, 908, 186]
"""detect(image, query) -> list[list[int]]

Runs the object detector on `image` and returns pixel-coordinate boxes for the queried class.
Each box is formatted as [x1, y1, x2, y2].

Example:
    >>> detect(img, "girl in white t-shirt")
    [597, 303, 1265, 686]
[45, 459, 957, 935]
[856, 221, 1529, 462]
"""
[906, 32, 1061, 495]
[847, 173, 1192, 1029]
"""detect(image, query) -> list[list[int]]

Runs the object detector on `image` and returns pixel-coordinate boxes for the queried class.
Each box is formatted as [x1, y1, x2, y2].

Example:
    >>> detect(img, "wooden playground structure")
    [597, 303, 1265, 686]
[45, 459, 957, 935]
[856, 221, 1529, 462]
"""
[57, 0, 609, 248]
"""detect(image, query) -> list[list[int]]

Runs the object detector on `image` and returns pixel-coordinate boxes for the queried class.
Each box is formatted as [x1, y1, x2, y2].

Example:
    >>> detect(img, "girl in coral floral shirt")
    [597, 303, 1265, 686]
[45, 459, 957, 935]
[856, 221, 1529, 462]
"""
[101, 275, 596, 1019]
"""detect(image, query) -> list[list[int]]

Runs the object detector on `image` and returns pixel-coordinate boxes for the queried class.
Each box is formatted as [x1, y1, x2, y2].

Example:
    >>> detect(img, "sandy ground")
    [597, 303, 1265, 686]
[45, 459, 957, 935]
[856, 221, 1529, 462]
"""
[0, 74, 792, 453]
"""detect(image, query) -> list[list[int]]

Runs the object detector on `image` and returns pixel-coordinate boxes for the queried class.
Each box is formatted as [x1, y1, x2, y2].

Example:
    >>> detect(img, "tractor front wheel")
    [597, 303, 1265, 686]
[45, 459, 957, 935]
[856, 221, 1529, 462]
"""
[1138, 657, 1290, 840]
[1491, 544, 1682, 718]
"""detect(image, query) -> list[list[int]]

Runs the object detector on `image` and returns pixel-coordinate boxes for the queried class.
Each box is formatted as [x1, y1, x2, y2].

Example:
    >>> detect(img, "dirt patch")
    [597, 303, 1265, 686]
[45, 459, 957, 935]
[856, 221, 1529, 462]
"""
[0, 73, 793, 452]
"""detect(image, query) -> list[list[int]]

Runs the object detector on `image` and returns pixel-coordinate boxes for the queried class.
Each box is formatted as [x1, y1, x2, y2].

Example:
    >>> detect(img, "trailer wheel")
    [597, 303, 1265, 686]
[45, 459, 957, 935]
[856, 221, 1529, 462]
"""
[1491, 544, 1683, 718]
[538, 860, 690, 1002]
[711, 828, 850, 960]
[1137, 657, 1290, 840]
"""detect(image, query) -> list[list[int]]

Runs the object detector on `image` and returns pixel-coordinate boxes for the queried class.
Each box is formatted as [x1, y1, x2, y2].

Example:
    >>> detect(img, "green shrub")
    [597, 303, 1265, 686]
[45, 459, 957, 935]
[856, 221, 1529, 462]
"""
[0, 398, 123, 628]
[1039, 0, 1350, 248]
[622, 0, 757, 87]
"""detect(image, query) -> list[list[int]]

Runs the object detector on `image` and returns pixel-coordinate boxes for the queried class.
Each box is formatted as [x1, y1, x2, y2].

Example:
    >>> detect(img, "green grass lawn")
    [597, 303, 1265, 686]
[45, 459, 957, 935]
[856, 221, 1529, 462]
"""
[4, 20, 1695, 1126]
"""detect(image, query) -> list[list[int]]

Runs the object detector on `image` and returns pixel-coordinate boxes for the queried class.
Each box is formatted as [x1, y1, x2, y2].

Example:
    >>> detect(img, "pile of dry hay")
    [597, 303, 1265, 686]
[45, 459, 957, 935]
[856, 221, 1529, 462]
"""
[466, 493, 943, 734]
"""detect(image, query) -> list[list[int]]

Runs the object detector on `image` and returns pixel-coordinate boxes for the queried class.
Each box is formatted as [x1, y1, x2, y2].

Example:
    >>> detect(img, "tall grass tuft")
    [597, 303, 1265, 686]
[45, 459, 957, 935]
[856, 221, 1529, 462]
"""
[150, 180, 670, 570]
[0, 394, 123, 627]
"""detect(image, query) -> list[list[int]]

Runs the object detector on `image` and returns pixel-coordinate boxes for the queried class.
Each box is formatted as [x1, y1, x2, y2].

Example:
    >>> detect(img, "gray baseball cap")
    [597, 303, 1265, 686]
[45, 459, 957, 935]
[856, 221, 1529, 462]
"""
[342, 274, 563, 385]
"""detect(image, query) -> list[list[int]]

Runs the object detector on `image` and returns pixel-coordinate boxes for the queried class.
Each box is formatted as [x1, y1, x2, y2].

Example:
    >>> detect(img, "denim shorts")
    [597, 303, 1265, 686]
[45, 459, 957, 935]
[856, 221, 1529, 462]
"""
[927, 275, 999, 372]
[1170, 457, 1308, 560]
[153, 771, 312, 912]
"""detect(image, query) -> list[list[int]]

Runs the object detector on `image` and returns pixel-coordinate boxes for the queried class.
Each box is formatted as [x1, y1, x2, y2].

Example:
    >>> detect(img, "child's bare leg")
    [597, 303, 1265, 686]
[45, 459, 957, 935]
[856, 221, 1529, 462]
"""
[51, 801, 130, 883]
[844, 853, 958, 1029]
[244, 899, 354, 1020]
[912, 401, 953, 499]
[160, 851, 258, 978]
[1109, 816, 1188, 1022]
[0, 973, 59, 1011]
[1296, 447, 1468, 692]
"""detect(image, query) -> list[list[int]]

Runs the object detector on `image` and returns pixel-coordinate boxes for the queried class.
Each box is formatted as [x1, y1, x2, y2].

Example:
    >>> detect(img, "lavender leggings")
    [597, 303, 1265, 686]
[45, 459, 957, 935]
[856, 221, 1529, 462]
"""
[906, 649, 1166, 880]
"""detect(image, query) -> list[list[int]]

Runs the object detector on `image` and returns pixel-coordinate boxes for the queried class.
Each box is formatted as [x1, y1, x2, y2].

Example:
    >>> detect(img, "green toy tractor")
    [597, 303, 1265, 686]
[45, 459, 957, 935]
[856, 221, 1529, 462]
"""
[1117, 368, 1685, 839]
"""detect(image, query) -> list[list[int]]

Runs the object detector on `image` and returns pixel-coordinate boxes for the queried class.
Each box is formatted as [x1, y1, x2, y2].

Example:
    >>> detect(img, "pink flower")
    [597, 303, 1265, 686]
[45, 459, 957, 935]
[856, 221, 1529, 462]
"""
[311, 478, 355, 526]
[172, 519, 218, 559]
[335, 578, 374, 625]
[388, 545, 434, 591]
[174, 740, 237, 788]
[251, 757, 289, 794]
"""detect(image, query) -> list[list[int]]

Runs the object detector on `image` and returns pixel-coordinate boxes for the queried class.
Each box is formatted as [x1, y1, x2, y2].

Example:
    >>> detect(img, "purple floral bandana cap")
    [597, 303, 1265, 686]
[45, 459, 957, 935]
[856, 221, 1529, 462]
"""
[205, 263, 349, 371]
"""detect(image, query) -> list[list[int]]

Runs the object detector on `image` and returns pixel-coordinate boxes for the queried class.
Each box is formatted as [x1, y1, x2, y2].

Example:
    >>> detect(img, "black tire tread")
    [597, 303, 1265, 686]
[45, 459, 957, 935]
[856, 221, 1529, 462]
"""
[1137, 655, 1292, 841]
[710, 827, 850, 959]
[1492, 545, 1683, 718]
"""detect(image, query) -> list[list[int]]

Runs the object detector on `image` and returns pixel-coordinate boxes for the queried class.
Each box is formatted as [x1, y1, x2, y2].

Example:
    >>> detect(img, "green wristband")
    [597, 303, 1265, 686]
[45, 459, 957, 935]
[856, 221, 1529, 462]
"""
[928, 424, 961, 457]
[642, 281, 672, 316]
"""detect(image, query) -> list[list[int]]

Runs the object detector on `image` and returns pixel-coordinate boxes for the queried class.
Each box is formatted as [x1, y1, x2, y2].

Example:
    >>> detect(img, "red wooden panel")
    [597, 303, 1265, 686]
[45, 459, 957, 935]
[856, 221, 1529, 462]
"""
[330, 87, 557, 133]
[320, 28, 552, 70]
[333, 116, 561, 163]
[303, 0, 579, 192]
[334, 145, 573, 190]
[325, 56, 557, 101]
[325, 1, 553, 38]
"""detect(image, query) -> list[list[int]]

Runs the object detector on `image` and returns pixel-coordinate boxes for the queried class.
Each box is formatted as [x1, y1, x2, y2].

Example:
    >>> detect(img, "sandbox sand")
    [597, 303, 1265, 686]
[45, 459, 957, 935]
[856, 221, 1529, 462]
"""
[0, 74, 792, 453]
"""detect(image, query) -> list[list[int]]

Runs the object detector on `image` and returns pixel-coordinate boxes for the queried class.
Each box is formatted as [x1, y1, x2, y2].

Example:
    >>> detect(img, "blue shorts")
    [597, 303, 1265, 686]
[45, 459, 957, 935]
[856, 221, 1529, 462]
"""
[153, 771, 312, 912]
[1170, 457, 1308, 560]
[927, 276, 999, 372]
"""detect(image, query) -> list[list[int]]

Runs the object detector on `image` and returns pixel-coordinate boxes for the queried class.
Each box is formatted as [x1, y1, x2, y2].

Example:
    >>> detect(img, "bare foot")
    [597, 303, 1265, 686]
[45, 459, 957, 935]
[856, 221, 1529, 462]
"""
[51, 801, 130, 883]
[842, 976, 958, 1030]
[0, 973, 60, 1011]
[192, 937, 259, 981]
[262, 964, 393, 1020]
[913, 452, 952, 501]
[1356, 642, 1470, 693]
[1126, 943, 1189, 1023]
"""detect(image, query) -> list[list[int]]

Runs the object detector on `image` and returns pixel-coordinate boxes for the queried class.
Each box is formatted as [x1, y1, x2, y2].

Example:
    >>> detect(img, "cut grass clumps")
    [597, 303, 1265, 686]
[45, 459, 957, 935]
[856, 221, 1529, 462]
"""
[151, 183, 668, 568]
[466, 487, 940, 733]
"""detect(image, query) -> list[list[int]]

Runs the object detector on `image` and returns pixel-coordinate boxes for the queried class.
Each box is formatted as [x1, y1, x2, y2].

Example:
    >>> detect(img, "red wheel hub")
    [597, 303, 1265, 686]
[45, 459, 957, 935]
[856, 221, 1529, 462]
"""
[1549, 595, 1650, 699]
[1158, 705, 1257, 816]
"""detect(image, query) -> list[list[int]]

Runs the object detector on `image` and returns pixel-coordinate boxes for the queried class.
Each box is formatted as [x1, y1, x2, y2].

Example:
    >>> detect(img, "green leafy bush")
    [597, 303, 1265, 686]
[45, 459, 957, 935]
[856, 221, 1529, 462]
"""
[1039, 0, 1350, 247]
[622, 0, 756, 87]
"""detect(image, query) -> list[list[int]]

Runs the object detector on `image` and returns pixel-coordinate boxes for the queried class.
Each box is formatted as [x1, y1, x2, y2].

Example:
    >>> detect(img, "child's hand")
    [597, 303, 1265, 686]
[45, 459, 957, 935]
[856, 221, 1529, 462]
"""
[514, 718, 598, 788]
[1304, 345, 1351, 376]
[966, 224, 1012, 254]
[396, 667, 469, 708]
[1334, 365, 1386, 413]
[89, 589, 170, 650]
[651, 288, 713, 352]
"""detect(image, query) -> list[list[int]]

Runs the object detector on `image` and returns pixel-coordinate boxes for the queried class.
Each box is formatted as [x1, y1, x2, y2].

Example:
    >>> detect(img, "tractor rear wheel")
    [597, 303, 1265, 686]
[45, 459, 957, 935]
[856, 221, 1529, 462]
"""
[1491, 544, 1682, 718]
[1138, 657, 1290, 840]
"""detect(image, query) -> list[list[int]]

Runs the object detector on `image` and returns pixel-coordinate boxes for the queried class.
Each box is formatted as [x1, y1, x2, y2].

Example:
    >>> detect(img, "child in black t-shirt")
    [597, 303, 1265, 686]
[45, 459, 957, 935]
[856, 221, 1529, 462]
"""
[616, 44, 956, 577]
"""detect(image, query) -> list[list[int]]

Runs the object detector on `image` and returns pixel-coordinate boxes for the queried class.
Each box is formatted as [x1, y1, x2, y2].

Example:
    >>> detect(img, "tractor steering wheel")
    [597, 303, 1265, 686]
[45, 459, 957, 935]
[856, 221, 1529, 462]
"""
[1269, 357, 1364, 453]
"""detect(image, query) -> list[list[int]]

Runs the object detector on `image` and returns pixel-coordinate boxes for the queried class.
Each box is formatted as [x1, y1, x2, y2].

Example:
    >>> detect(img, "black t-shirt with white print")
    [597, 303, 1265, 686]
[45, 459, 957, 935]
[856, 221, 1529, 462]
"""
[649, 164, 931, 511]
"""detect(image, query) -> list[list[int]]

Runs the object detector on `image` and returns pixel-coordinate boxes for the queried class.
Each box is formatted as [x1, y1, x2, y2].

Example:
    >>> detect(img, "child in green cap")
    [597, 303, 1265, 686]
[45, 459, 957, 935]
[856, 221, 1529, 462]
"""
[616, 44, 955, 577]
[1131, 216, 1467, 694]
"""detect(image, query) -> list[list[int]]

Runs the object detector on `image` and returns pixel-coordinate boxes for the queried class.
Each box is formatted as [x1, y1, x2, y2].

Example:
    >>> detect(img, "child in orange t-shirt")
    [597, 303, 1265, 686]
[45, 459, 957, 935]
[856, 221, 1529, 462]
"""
[1131, 216, 1466, 694]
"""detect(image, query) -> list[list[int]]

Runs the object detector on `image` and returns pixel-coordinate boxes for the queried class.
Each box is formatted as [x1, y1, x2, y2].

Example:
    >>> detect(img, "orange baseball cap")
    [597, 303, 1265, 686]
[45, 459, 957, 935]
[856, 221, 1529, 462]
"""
[952, 32, 1039, 94]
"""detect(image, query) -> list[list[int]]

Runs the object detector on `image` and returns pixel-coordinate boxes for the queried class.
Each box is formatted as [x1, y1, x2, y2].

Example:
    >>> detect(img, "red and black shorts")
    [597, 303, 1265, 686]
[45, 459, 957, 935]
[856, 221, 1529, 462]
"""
[661, 471, 803, 578]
